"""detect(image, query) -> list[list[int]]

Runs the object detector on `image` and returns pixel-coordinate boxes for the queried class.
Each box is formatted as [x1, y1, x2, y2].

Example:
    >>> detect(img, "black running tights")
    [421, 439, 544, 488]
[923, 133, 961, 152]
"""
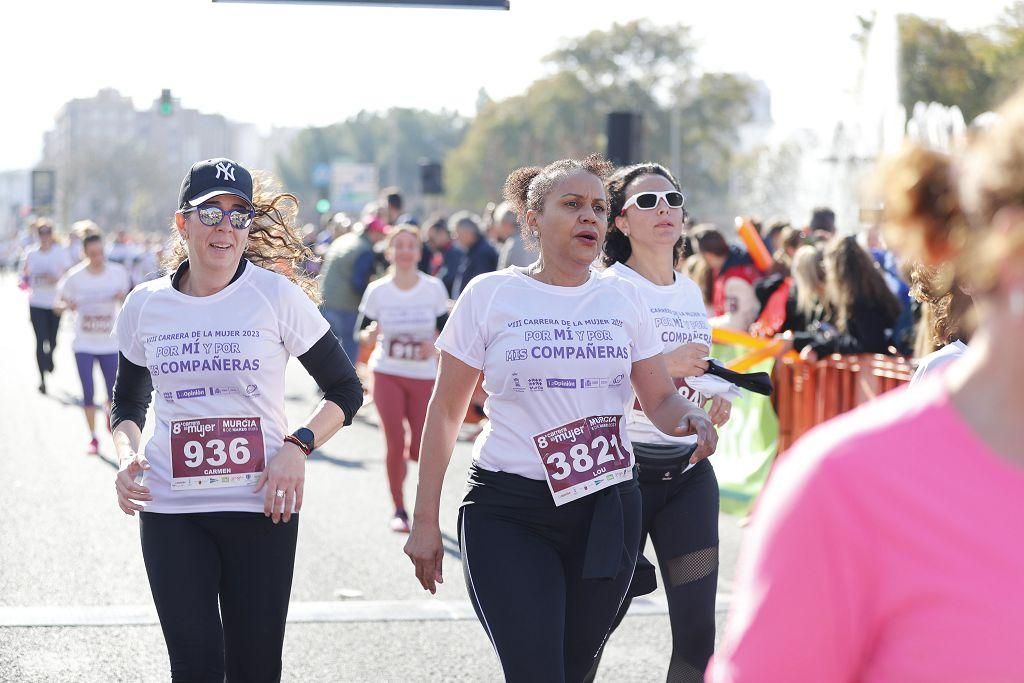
[139, 511, 299, 683]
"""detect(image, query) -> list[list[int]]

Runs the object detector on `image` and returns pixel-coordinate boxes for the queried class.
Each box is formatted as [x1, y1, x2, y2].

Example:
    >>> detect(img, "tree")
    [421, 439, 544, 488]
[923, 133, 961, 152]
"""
[898, 15, 993, 121]
[445, 20, 754, 216]
[275, 108, 467, 221]
[975, 1, 1024, 106]
[444, 72, 602, 209]
[674, 73, 756, 222]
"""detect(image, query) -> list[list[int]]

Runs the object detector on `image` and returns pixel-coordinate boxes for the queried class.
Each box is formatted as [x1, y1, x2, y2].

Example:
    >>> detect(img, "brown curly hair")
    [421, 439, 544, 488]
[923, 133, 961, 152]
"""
[162, 170, 319, 302]
[909, 263, 974, 353]
[503, 154, 614, 248]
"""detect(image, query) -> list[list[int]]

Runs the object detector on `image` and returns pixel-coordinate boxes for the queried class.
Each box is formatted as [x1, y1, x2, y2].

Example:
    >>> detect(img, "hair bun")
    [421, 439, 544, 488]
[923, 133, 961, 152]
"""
[878, 144, 964, 265]
[503, 166, 543, 219]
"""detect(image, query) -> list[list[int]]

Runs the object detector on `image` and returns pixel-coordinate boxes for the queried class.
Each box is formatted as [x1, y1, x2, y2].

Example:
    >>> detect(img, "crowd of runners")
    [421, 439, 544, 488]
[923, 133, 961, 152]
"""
[5, 83, 1024, 683]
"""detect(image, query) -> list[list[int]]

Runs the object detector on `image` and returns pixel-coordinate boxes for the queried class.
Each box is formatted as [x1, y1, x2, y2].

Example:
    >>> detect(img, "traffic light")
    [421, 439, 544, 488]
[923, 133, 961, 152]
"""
[315, 186, 331, 214]
[159, 89, 173, 117]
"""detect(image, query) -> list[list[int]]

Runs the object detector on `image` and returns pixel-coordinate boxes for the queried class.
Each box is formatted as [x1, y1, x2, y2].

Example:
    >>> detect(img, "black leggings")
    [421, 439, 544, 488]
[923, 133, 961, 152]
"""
[29, 306, 61, 379]
[458, 471, 642, 683]
[139, 511, 299, 683]
[591, 458, 720, 682]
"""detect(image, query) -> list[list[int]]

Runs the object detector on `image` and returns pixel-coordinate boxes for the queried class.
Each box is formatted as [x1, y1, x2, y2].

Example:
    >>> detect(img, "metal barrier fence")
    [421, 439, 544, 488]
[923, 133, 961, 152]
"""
[771, 354, 914, 454]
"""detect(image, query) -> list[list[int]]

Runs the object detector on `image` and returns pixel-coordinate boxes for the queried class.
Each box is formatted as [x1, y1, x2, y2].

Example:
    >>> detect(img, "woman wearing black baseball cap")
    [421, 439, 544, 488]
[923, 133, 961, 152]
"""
[111, 158, 363, 681]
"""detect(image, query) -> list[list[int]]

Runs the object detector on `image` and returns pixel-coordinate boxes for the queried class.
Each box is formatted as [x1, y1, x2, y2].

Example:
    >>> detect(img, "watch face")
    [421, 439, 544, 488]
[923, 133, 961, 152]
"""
[294, 428, 315, 447]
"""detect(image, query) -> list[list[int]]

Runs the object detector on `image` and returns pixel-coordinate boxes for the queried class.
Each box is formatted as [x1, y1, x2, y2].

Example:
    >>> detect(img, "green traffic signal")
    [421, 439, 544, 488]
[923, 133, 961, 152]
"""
[159, 102, 173, 116]
[315, 199, 331, 214]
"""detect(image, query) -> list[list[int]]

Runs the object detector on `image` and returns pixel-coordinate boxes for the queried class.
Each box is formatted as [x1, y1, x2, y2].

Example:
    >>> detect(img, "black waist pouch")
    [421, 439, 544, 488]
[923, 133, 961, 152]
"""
[633, 442, 698, 483]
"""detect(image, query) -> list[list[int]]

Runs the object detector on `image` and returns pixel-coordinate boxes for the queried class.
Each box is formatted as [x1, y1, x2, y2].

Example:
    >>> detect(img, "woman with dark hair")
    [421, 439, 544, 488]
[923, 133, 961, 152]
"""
[404, 155, 717, 682]
[788, 235, 903, 361]
[111, 158, 363, 681]
[21, 217, 74, 394]
[691, 226, 761, 332]
[710, 88, 1024, 682]
[56, 230, 131, 454]
[590, 162, 730, 681]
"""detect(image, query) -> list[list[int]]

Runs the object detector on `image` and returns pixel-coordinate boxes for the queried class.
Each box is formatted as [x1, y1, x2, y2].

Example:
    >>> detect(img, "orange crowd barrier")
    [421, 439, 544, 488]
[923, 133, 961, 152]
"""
[771, 353, 914, 455]
[712, 329, 915, 455]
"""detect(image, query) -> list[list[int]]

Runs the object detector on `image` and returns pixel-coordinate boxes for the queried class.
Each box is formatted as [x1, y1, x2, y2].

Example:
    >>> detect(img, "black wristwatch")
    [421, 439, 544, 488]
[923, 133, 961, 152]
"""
[286, 427, 315, 456]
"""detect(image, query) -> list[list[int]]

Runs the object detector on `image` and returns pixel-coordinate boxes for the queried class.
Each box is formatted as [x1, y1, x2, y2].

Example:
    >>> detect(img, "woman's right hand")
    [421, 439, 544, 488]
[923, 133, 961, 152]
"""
[665, 342, 710, 378]
[115, 451, 152, 515]
[404, 521, 444, 595]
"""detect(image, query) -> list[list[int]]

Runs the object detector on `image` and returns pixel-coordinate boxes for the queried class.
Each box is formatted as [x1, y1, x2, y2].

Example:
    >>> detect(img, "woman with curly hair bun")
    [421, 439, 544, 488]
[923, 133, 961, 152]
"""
[710, 87, 1024, 682]
[110, 158, 364, 681]
[405, 155, 717, 682]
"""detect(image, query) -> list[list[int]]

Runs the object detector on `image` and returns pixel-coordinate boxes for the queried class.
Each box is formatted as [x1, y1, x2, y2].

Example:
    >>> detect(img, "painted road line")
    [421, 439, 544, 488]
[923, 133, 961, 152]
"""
[0, 594, 732, 628]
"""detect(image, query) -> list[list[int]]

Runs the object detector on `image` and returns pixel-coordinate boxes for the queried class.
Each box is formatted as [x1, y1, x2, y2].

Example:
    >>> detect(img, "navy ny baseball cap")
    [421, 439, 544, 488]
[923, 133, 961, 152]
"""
[178, 158, 254, 209]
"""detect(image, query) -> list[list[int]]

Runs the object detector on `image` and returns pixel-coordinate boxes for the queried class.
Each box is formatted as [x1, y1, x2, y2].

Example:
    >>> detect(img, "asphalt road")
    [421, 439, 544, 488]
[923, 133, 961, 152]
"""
[0, 272, 747, 682]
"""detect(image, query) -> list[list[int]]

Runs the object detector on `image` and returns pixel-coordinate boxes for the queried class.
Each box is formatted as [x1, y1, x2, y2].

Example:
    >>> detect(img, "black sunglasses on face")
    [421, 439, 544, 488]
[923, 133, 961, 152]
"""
[183, 204, 255, 230]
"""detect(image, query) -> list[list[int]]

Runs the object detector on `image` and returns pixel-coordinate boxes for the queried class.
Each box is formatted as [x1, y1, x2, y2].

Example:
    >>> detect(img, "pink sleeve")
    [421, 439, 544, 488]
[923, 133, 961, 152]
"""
[708, 439, 875, 682]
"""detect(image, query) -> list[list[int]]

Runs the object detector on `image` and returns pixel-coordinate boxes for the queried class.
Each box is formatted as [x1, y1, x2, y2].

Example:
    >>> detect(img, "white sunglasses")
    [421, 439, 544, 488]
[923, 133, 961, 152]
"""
[621, 190, 685, 213]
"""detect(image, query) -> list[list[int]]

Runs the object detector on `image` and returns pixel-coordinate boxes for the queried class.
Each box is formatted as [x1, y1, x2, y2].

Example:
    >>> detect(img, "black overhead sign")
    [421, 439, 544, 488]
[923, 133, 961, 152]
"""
[213, 0, 509, 7]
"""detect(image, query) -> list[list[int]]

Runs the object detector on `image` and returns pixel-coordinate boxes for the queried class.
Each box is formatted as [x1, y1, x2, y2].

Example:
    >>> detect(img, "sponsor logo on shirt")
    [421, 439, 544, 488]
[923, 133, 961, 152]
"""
[546, 378, 577, 389]
[245, 384, 260, 397]
[162, 392, 174, 402]
[528, 378, 544, 392]
[511, 373, 526, 393]
[176, 387, 208, 399]
[580, 377, 609, 389]
[208, 385, 241, 397]
[610, 373, 625, 387]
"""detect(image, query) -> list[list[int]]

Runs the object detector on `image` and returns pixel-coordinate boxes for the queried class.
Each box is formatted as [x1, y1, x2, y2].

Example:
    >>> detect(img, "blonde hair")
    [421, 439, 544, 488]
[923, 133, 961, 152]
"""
[790, 244, 824, 320]
[72, 220, 101, 239]
[163, 170, 319, 302]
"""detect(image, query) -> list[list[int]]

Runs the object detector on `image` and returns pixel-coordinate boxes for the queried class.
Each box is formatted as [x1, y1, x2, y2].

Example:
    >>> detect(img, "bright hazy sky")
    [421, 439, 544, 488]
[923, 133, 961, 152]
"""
[0, 0, 1011, 171]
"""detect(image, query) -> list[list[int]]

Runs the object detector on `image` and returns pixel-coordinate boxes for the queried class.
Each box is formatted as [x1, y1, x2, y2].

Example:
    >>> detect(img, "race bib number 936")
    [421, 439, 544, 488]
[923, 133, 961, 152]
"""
[169, 417, 266, 490]
[533, 415, 634, 506]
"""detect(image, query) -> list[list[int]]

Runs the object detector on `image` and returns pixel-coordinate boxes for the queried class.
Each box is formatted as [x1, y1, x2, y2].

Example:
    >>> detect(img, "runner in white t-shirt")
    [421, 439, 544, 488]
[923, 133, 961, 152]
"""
[56, 232, 131, 454]
[403, 156, 718, 682]
[589, 163, 733, 681]
[111, 159, 363, 681]
[21, 219, 74, 394]
[356, 225, 450, 532]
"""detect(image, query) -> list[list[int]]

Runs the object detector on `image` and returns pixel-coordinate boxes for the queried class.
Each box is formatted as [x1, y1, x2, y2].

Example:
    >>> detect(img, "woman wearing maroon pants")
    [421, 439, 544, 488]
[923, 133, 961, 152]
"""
[357, 225, 450, 532]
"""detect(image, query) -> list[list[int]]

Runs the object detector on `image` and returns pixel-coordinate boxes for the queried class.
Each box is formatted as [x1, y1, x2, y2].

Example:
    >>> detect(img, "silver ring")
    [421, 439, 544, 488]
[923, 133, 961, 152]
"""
[275, 490, 285, 498]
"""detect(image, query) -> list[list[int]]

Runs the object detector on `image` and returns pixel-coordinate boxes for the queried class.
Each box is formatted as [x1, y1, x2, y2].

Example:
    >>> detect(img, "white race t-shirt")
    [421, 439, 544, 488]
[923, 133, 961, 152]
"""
[24, 246, 74, 308]
[114, 263, 330, 514]
[57, 262, 131, 354]
[605, 262, 713, 448]
[910, 340, 968, 387]
[436, 267, 662, 484]
[359, 271, 449, 380]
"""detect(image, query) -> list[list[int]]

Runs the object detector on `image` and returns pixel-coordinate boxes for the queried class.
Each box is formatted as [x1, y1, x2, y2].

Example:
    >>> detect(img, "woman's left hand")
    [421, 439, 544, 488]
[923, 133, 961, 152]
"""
[674, 409, 718, 464]
[707, 395, 732, 427]
[255, 442, 306, 523]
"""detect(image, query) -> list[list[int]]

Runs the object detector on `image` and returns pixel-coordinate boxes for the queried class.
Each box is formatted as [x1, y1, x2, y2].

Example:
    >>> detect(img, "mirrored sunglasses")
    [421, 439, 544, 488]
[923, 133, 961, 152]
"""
[184, 204, 255, 230]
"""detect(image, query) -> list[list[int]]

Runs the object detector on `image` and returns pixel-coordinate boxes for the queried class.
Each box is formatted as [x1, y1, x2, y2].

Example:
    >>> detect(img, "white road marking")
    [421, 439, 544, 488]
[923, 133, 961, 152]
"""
[0, 594, 732, 627]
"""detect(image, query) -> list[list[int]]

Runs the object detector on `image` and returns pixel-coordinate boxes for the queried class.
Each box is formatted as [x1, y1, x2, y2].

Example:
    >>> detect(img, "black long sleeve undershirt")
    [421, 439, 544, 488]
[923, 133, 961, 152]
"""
[111, 330, 363, 431]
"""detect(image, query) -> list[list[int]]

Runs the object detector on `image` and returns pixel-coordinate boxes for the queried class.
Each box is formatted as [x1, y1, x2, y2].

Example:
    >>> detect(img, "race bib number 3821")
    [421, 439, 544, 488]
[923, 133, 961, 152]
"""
[169, 417, 266, 490]
[533, 415, 634, 506]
